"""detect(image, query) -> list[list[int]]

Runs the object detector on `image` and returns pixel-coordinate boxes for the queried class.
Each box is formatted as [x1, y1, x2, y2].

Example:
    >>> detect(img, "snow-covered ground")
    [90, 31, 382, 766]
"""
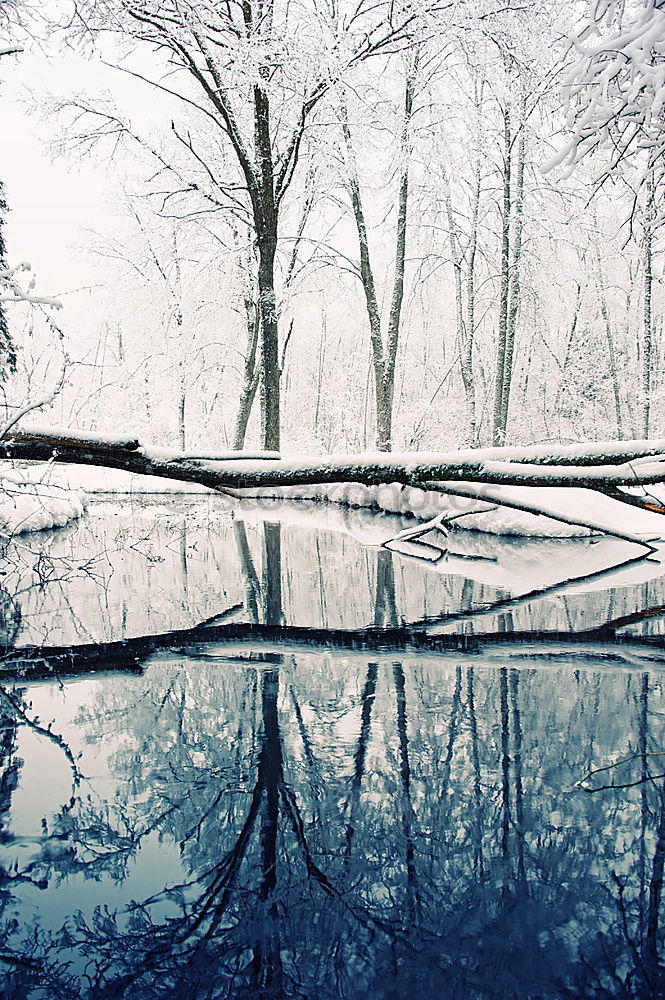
[0, 468, 85, 535]
[5, 461, 665, 541]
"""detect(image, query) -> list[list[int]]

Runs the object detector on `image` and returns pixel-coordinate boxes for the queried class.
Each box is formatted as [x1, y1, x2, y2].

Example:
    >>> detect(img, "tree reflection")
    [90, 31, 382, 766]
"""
[0, 524, 664, 997]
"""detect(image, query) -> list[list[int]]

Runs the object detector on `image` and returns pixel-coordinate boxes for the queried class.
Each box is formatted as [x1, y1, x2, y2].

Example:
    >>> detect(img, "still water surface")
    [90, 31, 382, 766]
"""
[0, 497, 664, 998]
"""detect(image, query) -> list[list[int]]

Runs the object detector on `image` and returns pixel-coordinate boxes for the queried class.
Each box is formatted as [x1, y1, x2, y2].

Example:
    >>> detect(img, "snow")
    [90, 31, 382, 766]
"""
[0, 468, 85, 536]
[17, 424, 140, 448]
[9, 451, 665, 542]
[234, 481, 665, 540]
[13, 462, 211, 494]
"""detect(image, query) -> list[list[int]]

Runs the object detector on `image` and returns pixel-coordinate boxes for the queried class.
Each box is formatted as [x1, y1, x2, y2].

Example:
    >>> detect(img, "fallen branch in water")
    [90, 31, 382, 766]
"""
[2, 427, 665, 553]
[3, 619, 665, 682]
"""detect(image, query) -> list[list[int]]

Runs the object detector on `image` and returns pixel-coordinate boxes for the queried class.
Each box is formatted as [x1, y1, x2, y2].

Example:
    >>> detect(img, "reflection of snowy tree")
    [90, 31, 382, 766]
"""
[21, 659, 659, 998]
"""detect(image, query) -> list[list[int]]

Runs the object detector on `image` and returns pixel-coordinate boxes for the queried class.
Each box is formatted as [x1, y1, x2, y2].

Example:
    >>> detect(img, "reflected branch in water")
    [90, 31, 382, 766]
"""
[412, 541, 664, 635]
[575, 753, 665, 792]
[0, 685, 82, 793]
[6, 621, 665, 687]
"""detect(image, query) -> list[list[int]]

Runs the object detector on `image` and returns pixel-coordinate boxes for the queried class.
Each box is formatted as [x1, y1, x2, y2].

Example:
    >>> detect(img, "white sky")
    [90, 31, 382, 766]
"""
[1, 40, 174, 299]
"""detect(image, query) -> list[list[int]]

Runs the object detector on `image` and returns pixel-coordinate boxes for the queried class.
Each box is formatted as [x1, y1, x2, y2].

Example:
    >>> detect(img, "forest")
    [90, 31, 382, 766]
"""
[0, 2, 665, 1000]
[0, 0, 662, 459]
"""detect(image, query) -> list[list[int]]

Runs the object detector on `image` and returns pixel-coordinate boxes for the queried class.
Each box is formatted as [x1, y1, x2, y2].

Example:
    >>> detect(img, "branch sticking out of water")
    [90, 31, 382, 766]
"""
[575, 752, 665, 793]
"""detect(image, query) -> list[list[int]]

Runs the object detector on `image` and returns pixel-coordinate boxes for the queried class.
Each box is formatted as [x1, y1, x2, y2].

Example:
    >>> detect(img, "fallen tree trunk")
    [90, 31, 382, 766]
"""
[3, 426, 665, 492]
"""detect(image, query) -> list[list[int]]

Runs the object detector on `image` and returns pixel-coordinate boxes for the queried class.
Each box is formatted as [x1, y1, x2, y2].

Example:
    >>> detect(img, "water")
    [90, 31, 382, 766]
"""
[0, 496, 664, 998]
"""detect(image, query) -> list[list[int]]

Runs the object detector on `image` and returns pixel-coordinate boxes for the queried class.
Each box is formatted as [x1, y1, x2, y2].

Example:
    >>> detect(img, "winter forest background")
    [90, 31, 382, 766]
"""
[0, 0, 663, 456]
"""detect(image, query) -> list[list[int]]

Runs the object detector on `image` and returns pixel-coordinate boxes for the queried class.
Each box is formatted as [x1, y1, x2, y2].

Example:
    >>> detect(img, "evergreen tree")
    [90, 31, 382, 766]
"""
[0, 181, 17, 376]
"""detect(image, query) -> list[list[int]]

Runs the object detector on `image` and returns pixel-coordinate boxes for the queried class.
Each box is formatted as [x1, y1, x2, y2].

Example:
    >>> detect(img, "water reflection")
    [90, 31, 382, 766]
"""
[2, 496, 665, 647]
[0, 502, 664, 997]
[0, 651, 663, 998]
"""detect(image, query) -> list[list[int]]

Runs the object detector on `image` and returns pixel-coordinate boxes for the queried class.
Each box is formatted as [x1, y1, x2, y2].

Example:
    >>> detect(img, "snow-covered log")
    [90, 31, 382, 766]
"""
[3, 427, 665, 494]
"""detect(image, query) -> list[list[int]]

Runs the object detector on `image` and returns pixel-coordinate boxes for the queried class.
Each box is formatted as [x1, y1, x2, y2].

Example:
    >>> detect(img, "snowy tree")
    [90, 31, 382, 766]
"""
[68, 0, 450, 451]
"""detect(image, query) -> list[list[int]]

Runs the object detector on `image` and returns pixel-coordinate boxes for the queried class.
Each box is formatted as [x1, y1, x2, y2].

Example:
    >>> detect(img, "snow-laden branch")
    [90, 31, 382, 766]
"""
[4, 427, 665, 491]
[546, 0, 665, 190]
[0, 363, 68, 440]
[0, 262, 63, 310]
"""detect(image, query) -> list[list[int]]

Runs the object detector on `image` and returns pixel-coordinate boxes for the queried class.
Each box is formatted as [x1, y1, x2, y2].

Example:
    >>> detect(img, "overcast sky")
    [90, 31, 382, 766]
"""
[1, 38, 173, 301]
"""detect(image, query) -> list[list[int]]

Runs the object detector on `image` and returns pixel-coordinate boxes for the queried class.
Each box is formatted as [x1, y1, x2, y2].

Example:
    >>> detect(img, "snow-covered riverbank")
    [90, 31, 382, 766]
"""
[6, 461, 665, 540]
[0, 468, 85, 535]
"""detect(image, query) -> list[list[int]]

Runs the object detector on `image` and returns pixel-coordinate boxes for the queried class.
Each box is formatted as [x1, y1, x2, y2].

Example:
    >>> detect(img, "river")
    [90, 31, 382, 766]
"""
[0, 495, 663, 999]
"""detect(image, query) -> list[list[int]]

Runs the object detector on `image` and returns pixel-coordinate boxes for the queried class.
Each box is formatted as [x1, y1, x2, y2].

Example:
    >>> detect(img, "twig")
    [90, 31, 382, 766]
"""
[575, 752, 665, 793]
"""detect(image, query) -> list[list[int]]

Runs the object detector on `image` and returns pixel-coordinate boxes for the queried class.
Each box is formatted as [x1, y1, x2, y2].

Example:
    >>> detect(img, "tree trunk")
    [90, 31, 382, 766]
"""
[493, 106, 512, 446]
[598, 276, 624, 438]
[233, 372, 260, 451]
[465, 135, 482, 446]
[314, 309, 326, 435]
[0, 181, 17, 379]
[341, 53, 416, 453]
[257, 235, 280, 452]
[444, 167, 477, 448]
[643, 169, 654, 438]
[233, 296, 261, 450]
[254, 77, 281, 453]
[501, 105, 526, 436]
[341, 106, 386, 447]
[178, 390, 186, 451]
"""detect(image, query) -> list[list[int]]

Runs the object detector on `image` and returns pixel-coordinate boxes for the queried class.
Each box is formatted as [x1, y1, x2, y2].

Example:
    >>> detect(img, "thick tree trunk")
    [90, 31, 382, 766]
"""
[375, 382, 394, 453]
[257, 236, 280, 452]
[4, 428, 665, 496]
[233, 372, 260, 451]
[254, 75, 281, 453]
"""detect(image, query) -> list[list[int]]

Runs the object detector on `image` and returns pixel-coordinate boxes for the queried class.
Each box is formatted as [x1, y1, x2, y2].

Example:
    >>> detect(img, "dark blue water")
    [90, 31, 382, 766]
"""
[0, 498, 663, 999]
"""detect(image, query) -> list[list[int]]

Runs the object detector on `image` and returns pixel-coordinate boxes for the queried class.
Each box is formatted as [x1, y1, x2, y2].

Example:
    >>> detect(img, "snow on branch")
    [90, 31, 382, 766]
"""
[0, 262, 63, 309]
[546, 0, 665, 188]
[3, 426, 664, 552]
